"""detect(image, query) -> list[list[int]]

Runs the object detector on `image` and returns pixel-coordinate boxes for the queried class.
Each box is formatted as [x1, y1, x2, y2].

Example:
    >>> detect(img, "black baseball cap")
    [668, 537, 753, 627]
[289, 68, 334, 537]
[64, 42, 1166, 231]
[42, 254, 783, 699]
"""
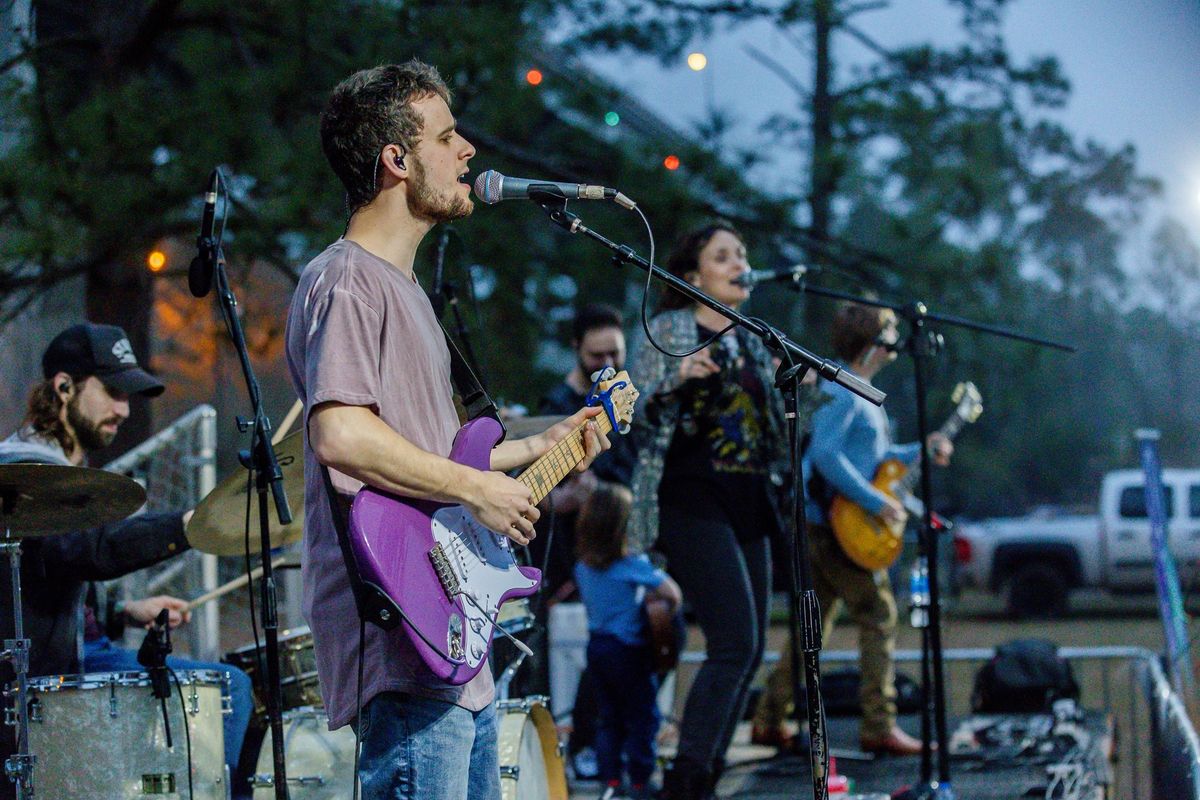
[42, 323, 165, 398]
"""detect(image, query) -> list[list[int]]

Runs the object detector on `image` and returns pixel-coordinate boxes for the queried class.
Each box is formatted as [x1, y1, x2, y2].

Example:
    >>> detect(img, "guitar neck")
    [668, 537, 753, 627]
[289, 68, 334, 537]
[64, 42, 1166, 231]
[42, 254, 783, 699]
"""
[895, 414, 963, 496]
[517, 413, 614, 505]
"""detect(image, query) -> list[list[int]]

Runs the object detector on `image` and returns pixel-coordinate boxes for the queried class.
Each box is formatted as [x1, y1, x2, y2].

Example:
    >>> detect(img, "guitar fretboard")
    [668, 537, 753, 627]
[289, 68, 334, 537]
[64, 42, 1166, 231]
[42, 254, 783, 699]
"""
[517, 413, 616, 505]
[895, 413, 966, 497]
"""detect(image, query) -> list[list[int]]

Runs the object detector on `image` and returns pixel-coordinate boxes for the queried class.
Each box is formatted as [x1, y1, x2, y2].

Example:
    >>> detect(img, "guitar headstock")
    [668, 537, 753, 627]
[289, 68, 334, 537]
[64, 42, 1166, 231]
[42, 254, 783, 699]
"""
[951, 381, 983, 424]
[590, 369, 640, 435]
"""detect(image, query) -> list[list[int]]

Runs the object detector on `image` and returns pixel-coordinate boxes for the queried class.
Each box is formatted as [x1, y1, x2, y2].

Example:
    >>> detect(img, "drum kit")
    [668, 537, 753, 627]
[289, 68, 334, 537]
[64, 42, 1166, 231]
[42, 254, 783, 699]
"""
[0, 428, 567, 799]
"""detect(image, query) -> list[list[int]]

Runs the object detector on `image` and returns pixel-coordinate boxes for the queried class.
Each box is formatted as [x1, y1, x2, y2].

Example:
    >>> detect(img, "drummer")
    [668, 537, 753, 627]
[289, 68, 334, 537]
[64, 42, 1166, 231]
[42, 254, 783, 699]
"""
[0, 322, 253, 799]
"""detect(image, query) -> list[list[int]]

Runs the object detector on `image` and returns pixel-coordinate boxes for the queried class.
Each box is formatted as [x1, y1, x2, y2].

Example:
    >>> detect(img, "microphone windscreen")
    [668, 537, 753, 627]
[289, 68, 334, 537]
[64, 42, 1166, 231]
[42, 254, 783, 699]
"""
[188, 254, 213, 298]
[472, 170, 503, 204]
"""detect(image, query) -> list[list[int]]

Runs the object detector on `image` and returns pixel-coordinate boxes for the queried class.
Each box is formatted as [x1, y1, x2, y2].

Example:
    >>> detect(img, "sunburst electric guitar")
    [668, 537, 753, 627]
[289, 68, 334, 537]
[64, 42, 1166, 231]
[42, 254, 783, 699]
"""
[829, 382, 983, 572]
[347, 371, 639, 685]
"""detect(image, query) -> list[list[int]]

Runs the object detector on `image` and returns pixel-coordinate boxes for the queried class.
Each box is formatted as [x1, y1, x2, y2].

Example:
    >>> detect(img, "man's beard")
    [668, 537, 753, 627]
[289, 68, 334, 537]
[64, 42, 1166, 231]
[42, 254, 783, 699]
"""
[408, 158, 473, 224]
[66, 395, 120, 452]
[578, 357, 622, 384]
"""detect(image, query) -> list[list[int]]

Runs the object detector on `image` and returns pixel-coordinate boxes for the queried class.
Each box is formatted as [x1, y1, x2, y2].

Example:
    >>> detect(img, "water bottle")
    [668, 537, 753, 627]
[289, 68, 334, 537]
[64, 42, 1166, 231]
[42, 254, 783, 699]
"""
[909, 558, 929, 628]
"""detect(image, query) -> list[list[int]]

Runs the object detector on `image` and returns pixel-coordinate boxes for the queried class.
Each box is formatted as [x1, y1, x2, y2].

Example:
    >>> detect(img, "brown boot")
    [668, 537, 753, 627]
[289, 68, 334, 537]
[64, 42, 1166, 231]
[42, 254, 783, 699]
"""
[859, 725, 925, 756]
[750, 723, 795, 752]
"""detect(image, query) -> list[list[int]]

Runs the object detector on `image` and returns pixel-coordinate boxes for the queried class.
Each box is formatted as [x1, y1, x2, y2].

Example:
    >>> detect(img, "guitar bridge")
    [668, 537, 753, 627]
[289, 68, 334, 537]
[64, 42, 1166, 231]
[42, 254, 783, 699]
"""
[428, 543, 461, 598]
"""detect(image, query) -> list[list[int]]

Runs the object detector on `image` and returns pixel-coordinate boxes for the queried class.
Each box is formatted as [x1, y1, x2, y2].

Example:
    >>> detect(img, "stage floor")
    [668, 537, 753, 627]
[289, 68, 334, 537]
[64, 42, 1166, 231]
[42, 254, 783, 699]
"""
[571, 712, 1112, 799]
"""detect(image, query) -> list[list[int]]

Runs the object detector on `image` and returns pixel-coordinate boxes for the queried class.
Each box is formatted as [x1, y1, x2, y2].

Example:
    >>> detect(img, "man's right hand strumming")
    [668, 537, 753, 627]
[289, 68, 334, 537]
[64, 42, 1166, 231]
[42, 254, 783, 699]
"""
[878, 496, 908, 526]
[464, 471, 540, 546]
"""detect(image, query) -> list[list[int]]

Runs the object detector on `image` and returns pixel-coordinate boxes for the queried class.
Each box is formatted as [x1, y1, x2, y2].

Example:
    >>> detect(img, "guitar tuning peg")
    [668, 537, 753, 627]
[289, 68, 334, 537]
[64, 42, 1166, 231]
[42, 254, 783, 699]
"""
[590, 366, 616, 382]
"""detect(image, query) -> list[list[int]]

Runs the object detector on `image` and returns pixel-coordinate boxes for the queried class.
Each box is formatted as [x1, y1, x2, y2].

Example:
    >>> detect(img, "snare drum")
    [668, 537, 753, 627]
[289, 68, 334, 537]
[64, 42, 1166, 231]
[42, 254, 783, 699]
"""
[27, 670, 228, 800]
[497, 695, 567, 800]
[224, 625, 322, 717]
[497, 597, 535, 636]
[251, 707, 357, 797]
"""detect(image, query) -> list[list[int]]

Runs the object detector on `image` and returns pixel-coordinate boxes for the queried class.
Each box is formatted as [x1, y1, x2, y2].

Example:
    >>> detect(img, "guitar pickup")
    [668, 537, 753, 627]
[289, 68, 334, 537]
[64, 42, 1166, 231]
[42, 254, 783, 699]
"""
[428, 543, 461, 598]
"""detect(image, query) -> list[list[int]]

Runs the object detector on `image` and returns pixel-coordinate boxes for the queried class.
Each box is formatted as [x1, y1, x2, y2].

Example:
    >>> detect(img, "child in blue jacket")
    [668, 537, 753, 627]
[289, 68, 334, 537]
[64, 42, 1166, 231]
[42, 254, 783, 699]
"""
[575, 483, 682, 799]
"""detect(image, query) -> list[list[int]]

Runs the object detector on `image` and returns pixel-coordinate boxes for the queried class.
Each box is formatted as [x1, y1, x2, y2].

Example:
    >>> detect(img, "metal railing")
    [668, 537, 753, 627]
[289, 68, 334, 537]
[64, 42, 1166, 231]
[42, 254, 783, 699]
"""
[676, 644, 1200, 799]
[103, 405, 219, 658]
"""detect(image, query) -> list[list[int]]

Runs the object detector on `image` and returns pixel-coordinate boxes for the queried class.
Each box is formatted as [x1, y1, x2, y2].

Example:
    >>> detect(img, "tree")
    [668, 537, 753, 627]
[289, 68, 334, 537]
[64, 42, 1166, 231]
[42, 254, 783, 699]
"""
[559, 0, 1197, 515]
[0, 0, 792, 459]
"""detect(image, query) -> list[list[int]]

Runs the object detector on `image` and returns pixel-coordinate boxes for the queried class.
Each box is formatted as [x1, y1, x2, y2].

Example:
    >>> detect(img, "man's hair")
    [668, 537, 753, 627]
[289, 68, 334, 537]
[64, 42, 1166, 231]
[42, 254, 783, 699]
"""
[24, 376, 83, 454]
[830, 302, 897, 363]
[575, 482, 634, 571]
[572, 303, 623, 344]
[661, 221, 743, 310]
[320, 60, 452, 211]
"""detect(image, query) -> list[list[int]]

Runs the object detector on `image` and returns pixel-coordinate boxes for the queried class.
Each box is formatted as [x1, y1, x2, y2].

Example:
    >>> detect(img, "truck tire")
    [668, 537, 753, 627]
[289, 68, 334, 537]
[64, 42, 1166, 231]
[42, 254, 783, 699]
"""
[1004, 563, 1069, 619]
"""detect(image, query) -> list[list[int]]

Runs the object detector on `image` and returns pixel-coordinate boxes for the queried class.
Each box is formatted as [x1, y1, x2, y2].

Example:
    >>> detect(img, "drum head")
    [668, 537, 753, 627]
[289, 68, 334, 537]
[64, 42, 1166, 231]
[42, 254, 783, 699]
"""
[498, 699, 567, 800]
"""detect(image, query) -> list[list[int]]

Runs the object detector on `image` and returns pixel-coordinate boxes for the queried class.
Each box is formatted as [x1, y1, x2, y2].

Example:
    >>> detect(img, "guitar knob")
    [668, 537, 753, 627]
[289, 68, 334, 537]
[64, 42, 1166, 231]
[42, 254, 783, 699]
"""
[470, 617, 484, 633]
[471, 645, 484, 660]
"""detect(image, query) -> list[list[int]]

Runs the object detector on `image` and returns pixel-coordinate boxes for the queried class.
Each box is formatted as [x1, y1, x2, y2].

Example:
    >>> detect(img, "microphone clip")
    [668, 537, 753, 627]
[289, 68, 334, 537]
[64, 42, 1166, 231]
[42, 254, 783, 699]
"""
[137, 608, 173, 701]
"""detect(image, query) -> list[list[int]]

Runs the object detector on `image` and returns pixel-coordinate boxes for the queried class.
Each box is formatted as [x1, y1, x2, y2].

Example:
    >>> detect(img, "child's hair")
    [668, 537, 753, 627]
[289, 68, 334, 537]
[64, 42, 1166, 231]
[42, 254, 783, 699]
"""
[575, 482, 634, 570]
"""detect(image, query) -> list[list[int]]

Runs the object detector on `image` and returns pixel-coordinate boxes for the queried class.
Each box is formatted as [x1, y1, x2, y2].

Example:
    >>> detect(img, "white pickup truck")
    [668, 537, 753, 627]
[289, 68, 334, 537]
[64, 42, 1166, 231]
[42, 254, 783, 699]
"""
[954, 469, 1200, 617]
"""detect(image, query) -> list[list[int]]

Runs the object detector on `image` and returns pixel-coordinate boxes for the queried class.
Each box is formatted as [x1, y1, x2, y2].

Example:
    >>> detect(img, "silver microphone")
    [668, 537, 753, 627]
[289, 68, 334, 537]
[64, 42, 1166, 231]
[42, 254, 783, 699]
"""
[472, 169, 636, 209]
[732, 264, 809, 288]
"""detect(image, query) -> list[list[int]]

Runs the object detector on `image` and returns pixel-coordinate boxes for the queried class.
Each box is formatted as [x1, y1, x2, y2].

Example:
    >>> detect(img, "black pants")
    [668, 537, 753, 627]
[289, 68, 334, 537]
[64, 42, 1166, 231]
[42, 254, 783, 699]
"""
[656, 502, 772, 768]
[588, 633, 661, 786]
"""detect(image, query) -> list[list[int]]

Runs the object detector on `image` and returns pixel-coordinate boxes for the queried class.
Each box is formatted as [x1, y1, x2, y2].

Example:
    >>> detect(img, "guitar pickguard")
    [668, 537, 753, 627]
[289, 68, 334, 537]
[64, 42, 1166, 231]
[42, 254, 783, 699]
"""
[430, 506, 539, 669]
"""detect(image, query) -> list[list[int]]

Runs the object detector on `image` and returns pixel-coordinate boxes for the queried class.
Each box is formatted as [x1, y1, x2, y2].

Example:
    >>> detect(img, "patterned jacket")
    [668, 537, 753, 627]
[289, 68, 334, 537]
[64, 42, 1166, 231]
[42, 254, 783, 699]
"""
[626, 308, 815, 554]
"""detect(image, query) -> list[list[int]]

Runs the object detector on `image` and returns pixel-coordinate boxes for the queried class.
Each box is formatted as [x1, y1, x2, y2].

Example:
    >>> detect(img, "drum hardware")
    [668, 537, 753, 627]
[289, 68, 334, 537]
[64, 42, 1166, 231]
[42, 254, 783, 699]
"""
[224, 625, 320, 720]
[252, 774, 329, 788]
[250, 707, 358, 798]
[142, 773, 176, 794]
[26, 669, 228, 800]
[137, 607, 177, 747]
[496, 649, 528, 703]
[496, 695, 568, 800]
[0, 463, 147, 800]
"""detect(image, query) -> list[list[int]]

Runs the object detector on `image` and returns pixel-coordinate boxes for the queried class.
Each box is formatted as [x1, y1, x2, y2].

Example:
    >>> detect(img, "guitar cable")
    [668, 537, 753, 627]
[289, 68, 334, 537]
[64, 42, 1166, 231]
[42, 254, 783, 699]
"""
[168, 668, 196, 800]
[459, 591, 534, 658]
[352, 616, 366, 800]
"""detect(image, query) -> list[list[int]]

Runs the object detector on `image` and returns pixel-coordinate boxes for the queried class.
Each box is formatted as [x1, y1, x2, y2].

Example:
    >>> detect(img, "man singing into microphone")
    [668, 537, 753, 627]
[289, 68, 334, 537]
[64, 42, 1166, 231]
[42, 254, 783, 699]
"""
[286, 60, 611, 800]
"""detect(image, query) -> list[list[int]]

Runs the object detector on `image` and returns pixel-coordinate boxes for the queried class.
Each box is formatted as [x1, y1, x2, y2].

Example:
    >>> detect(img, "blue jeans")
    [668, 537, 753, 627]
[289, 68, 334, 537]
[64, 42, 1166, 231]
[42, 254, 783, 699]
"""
[83, 637, 253, 782]
[355, 692, 499, 800]
[587, 633, 660, 786]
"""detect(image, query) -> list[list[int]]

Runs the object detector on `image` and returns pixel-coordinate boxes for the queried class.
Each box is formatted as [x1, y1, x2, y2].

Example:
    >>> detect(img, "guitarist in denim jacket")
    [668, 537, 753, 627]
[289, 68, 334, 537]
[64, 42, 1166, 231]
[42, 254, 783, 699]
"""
[753, 302, 952, 756]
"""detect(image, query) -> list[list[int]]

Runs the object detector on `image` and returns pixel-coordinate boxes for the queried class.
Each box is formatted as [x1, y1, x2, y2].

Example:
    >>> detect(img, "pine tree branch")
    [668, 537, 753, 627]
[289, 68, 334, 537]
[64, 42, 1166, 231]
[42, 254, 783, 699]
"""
[742, 43, 811, 102]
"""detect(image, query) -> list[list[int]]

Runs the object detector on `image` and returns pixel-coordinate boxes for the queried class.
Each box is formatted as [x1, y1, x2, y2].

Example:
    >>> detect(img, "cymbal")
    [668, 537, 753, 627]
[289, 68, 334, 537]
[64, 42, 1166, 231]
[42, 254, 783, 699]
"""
[0, 464, 147, 536]
[503, 415, 561, 439]
[187, 431, 306, 556]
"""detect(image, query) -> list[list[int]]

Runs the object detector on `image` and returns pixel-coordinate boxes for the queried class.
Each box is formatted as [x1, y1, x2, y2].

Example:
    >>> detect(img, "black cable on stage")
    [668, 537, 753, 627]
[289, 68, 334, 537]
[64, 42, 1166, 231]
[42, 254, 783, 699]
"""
[352, 615, 366, 800]
[242, 466, 262, 666]
[168, 668, 195, 800]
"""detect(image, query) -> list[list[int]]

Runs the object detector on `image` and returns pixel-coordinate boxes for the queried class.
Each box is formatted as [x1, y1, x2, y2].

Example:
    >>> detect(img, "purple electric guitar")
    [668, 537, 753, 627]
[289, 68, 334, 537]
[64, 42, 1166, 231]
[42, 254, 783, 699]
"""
[347, 370, 638, 685]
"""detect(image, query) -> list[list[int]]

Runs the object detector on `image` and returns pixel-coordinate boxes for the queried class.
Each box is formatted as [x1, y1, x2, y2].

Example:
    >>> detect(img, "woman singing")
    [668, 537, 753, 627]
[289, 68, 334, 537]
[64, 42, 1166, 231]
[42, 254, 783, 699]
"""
[627, 222, 807, 799]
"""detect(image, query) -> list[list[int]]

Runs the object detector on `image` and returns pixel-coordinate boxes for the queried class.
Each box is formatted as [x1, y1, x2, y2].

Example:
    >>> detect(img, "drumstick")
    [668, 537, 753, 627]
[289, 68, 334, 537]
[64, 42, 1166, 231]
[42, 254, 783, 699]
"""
[186, 556, 288, 610]
[272, 399, 304, 445]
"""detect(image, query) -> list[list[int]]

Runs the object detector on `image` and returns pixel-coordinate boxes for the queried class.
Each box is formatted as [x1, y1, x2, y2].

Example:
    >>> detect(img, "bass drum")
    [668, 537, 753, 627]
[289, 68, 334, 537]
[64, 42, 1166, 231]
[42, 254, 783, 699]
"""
[27, 670, 228, 800]
[497, 696, 567, 800]
[251, 706, 358, 797]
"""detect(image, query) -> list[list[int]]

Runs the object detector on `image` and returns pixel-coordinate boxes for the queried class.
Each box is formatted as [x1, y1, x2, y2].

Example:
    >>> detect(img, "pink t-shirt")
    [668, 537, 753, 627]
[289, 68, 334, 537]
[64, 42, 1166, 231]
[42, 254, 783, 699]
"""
[285, 239, 493, 729]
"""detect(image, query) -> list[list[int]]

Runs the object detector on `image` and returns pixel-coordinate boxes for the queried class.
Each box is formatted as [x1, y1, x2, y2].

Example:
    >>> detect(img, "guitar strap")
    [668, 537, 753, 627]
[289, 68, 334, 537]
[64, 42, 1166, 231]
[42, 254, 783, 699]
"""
[437, 320, 504, 430]
[316, 320, 501, 629]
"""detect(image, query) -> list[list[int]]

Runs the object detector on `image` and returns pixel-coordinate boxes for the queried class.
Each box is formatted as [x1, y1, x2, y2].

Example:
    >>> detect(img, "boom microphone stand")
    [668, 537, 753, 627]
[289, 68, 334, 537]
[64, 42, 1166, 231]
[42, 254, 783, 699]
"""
[527, 190, 886, 800]
[784, 280, 1072, 798]
[197, 181, 294, 800]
